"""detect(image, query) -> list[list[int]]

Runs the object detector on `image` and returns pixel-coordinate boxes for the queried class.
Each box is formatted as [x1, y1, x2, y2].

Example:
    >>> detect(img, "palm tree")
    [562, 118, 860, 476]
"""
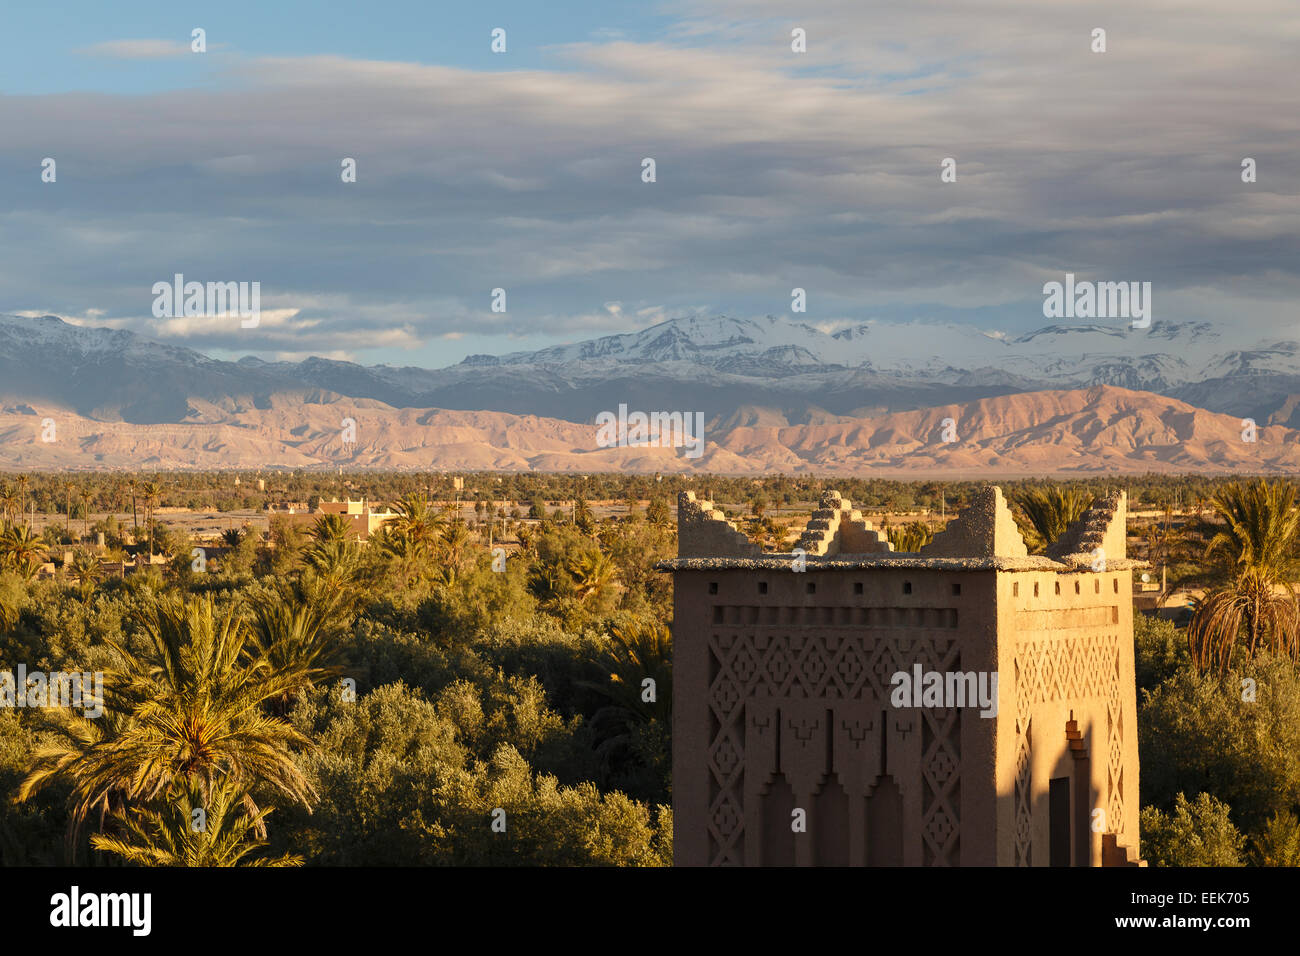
[15, 474, 29, 530]
[140, 481, 162, 557]
[20, 593, 317, 856]
[127, 478, 139, 536]
[526, 554, 573, 613]
[90, 778, 302, 867]
[300, 513, 361, 581]
[514, 524, 535, 555]
[579, 620, 673, 769]
[566, 550, 615, 606]
[1203, 479, 1300, 580]
[1188, 479, 1300, 673]
[391, 493, 441, 551]
[436, 521, 470, 584]
[309, 512, 352, 544]
[0, 523, 46, 579]
[1014, 486, 1093, 550]
[887, 521, 935, 553]
[372, 526, 426, 588]
[70, 549, 102, 602]
[573, 495, 595, 533]
[0, 486, 16, 526]
[79, 489, 94, 542]
[593, 619, 672, 722]
[302, 542, 360, 583]
[246, 576, 350, 710]
[1188, 568, 1300, 674]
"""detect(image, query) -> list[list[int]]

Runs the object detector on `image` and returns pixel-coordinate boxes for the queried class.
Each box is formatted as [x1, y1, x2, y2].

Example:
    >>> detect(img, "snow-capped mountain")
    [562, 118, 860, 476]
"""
[459, 314, 1233, 388]
[1, 312, 1297, 427]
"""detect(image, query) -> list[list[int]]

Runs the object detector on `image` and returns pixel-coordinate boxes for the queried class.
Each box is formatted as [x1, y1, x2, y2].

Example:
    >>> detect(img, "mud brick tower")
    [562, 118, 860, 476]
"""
[664, 486, 1144, 867]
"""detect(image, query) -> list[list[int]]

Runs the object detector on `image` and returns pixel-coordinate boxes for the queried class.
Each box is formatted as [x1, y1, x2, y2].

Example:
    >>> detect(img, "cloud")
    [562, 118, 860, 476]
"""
[79, 39, 194, 59]
[3, 0, 1297, 368]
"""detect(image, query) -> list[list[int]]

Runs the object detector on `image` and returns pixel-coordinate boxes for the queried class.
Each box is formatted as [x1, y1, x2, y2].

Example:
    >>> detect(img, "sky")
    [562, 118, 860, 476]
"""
[1, 0, 1296, 368]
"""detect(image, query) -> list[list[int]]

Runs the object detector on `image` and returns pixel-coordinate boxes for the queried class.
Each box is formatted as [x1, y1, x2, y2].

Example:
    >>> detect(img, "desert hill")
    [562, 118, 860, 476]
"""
[0, 384, 1294, 475]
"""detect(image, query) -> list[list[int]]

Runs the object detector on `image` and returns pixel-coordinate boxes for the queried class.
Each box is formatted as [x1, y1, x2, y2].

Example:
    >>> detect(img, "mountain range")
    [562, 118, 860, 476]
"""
[1, 312, 1298, 474]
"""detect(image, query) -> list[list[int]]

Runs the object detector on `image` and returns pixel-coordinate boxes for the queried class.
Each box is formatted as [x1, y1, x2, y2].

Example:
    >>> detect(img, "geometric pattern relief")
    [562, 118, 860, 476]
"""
[1106, 653, 1125, 840]
[707, 628, 961, 866]
[1013, 633, 1121, 866]
[922, 699, 961, 866]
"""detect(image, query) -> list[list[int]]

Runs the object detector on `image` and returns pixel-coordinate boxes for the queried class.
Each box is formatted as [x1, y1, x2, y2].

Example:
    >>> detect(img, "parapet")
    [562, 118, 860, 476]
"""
[678, 491, 760, 558]
[795, 491, 894, 556]
[667, 485, 1144, 572]
[1046, 491, 1127, 568]
[920, 486, 1029, 559]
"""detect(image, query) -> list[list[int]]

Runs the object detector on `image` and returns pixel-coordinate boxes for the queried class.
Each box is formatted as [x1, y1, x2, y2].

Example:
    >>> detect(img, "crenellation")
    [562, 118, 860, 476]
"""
[794, 489, 893, 556]
[1047, 491, 1127, 567]
[677, 490, 760, 558]
[920, 485, 1029, 558]
[665, 483, 1143, 868]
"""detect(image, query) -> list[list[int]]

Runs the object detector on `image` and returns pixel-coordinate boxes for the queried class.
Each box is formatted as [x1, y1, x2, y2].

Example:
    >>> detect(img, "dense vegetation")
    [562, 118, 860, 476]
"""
[0, 470, 1265, 524]
[0, 488, 674, 865]
[2, 471, 1299, 866]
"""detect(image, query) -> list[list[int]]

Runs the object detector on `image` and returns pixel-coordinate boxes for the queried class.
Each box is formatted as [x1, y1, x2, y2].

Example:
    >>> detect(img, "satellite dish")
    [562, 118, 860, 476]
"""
[1141, 573, 1150, 583]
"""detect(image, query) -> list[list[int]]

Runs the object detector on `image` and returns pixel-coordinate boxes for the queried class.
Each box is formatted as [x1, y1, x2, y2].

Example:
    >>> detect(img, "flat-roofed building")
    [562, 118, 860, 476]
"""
[662, 486, 1144, 867]
[267, 497, 395, 540]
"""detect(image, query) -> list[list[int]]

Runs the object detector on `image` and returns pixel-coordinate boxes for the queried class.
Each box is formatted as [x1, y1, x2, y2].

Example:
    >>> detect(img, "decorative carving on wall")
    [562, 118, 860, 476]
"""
[707, 628, 962, 866]
[1012, 632, 1122, 866]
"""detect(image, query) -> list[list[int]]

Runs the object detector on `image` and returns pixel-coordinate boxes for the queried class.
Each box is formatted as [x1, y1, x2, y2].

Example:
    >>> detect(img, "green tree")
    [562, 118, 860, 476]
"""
[302, 515, 362, 582]
[90, 778, 302, 867]
[1189, 479, 1300, 673]
[247, 576, 351, 710]
[0, 524, 46, 580]
[1014, 486, 1092, 550]
[1250, 810, 1300, 867]
[1138, 653, 1300, 837]
[20, 593, 317, 856]
[646, 497, 671, 528]
[1133, 614, 1190, 696]
[391, 493, 442, 553]
[887, 520, 934, 553]
[70, 550, 102, 603]
[1140, 793, 1245, 867]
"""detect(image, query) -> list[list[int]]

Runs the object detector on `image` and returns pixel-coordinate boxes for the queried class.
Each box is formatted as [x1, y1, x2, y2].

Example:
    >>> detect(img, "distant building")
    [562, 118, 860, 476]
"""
[663, 486, 1144, 867]
[267, 497, 395, 540]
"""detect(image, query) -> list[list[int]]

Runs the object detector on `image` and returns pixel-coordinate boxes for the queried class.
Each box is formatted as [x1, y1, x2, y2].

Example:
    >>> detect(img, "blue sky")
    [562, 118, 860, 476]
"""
[3, 1, 679, 94]
[1, 0, 1296, 368]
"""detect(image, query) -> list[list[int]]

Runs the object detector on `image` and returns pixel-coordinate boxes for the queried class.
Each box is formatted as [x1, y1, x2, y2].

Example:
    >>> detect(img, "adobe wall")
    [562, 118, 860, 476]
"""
[673, 564, 1002, 866]
[668, 485, 1142, 867]
[993, 567, 1141, 866]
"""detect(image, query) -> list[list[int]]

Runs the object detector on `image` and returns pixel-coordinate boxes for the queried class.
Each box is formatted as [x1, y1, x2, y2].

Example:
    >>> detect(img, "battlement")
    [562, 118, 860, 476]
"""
[1046, 491, 1127, 568]
[677, 491, 760, 558]
[667, 482, 1145, 868]
[794, 490, 894, 556]
[920, 486, 1029, 558]
[671, 485, 1142, 571]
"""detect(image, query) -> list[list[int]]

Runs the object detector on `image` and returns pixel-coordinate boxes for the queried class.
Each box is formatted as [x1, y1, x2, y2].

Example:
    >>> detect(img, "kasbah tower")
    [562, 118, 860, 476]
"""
[664, 486, 1145, 867]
